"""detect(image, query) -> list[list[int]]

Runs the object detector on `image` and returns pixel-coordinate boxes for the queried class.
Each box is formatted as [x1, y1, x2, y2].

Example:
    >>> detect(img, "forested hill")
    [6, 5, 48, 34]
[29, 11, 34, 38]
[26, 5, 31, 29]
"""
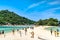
[0, 10, 35, 25]
[36, 18, 59, 26]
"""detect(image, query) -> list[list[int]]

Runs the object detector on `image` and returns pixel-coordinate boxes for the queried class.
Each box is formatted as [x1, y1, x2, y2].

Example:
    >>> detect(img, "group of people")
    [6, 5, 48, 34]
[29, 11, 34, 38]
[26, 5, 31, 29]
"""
[50, 29, 59, 37]
[0, 30, 4, 34]
[12, 27, 34, 38]
[24, 27, 34, 38]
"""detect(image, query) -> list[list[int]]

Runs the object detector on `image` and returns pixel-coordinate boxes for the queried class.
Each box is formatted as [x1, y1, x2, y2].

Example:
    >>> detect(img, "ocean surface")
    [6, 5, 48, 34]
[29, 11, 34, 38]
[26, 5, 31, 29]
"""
[45, 26, 60, 32]
[0, 25, 32, 33]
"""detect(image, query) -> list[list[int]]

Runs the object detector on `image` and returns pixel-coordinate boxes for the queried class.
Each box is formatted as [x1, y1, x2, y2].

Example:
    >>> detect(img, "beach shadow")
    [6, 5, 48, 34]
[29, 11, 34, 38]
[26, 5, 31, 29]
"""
[38, 36, 47, 40]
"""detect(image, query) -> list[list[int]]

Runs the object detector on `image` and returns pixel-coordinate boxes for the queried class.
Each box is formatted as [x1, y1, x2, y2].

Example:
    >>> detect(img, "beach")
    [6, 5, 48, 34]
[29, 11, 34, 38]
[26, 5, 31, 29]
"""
[0, 26, 60, 40]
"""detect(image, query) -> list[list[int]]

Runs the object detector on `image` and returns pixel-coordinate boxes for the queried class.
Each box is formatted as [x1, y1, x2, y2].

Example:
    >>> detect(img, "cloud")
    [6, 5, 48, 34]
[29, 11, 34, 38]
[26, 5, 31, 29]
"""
[40, 12, 60, 20]
[41, 7, 60, 13]
[37, 7, 60, 19]
[23, 0, 60, 21]
[25, 1, 46, 11]
[48, 1, 59, 5]
[28, 7, 60, 21]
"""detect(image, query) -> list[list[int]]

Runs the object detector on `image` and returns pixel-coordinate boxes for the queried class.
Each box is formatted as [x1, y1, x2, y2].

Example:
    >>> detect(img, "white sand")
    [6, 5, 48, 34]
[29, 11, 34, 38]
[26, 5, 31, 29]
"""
[0, 26, 60, 40]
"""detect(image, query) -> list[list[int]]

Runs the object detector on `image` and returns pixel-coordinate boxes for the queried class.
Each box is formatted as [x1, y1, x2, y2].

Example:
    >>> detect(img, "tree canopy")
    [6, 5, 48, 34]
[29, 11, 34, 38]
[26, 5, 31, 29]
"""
[36, 18, 59, 26]
[0, 10, 59, 26]
[0, 10, 35, 25]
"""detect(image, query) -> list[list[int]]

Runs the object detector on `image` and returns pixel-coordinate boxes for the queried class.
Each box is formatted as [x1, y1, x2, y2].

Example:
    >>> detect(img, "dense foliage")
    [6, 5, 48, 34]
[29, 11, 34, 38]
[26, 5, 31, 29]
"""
[36, 18, 59, 26]
[0, 10, 35, 25]
[0, 10, 59, 26]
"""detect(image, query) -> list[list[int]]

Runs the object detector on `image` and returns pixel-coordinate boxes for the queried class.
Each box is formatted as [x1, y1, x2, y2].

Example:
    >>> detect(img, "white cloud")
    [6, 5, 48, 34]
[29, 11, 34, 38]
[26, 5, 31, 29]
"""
[25, 1, 46, 11]
[48, 1, 59, 5]
[38, 7, 60, 19]
[23, 7, 60, 21]
[42, 7, 60, 13]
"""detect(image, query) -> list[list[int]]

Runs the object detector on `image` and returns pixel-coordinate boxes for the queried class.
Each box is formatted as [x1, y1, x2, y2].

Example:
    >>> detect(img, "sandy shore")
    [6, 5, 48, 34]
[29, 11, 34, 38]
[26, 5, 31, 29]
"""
[0, 26, 60, 40]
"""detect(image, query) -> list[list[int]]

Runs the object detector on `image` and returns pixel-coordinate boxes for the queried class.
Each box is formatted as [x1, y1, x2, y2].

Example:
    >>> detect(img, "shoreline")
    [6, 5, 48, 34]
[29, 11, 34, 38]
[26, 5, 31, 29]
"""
[0, 26, 60, 40]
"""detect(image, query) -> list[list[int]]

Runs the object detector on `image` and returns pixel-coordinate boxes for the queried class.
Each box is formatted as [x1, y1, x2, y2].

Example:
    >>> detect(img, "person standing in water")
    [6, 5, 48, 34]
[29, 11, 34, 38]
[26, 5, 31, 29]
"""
[12, 29, 15, 35]
[51, 28, 53, 35]
[0, 31, 1, 34]
[2, 30, 5, 37]
[17, 29, 19, 32]
[57, 29, 59, 37]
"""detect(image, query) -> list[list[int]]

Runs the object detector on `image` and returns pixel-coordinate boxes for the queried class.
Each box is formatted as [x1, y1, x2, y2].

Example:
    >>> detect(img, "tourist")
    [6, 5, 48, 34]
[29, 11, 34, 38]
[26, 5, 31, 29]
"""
[57, 29, 59, 37]
[17, 29, 19, 31]
[51, 28, 52, 35]
[31, 31, 34, 38]
[2, 30, 5, 37]
[12, 29, 15, 35]
[0, 31, 1, 34]
[2, 30, 4, 34]
[25, 28, 27, 35]
[19, 31, 22, 37]
[30, 27, 34, 29]
[54, 31, 57, 37]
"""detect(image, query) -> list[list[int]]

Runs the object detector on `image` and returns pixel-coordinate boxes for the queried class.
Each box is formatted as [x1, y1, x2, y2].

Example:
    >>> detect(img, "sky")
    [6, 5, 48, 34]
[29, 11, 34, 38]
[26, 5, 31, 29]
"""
[0, 0, 60, 21]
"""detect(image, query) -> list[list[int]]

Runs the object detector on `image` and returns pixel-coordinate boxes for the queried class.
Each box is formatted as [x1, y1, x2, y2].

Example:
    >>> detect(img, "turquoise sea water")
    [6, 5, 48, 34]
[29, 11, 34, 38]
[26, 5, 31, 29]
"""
[45, 26, 60, 32]
[0, 26, 29, 33]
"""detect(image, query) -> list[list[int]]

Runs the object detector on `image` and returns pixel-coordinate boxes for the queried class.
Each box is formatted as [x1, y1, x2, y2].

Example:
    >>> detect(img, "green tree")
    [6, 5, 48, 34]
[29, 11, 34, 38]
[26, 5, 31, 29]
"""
[0, 10, 35, 25]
